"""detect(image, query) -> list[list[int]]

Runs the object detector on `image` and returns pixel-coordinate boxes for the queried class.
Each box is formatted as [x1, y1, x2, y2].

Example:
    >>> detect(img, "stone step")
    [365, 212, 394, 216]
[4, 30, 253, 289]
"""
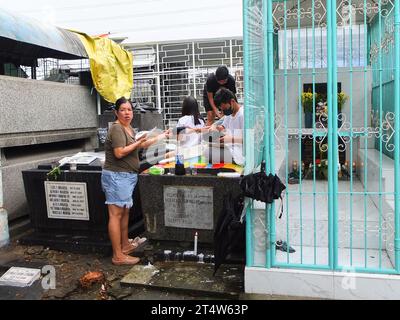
[120, 261, 244, 298]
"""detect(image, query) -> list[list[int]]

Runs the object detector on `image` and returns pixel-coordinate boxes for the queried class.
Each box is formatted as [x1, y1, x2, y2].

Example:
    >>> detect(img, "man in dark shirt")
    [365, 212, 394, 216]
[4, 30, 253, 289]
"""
[203, 65, 237, 125]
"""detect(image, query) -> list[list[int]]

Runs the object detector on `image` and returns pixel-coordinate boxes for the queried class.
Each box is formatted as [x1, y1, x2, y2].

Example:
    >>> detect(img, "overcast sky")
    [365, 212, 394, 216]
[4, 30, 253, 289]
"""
[2, 0, 243, 44]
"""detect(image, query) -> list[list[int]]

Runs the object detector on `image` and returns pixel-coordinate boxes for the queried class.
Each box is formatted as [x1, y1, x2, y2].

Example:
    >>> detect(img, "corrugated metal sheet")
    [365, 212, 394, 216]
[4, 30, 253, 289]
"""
[0, 8, 87, 60]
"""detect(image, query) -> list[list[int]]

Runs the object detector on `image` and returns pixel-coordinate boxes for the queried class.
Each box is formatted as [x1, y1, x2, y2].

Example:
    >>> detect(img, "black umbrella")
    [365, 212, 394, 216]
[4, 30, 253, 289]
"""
[213, 193, 245, 275]
[239, 161, 286, 217]
[239, 162, 290, 253]
[213, 163, 287, 275]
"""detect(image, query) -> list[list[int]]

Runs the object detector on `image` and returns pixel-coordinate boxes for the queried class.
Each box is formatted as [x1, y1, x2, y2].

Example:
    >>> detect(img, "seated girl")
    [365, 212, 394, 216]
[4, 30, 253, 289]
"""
[176, 96, 206, 148]
[164, 96, 210, 162]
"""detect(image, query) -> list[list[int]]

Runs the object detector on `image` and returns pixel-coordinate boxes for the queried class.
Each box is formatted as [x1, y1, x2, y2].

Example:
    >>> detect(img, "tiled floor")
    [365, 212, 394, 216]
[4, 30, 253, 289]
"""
[253, 178, 395, 270]
[275, 246, 394, 269]
[284, 179, 392, 222]
[282, 178, 395, 222]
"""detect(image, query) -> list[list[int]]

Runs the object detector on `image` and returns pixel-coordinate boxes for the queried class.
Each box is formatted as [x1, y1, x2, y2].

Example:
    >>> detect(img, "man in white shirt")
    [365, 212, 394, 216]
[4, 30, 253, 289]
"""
[209, 87, 244, 165]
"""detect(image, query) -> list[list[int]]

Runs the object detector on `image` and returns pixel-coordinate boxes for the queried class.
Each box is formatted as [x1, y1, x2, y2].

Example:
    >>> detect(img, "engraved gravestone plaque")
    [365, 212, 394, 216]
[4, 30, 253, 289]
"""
[164, 186, 213, 229]
[44, 181, 89, 221]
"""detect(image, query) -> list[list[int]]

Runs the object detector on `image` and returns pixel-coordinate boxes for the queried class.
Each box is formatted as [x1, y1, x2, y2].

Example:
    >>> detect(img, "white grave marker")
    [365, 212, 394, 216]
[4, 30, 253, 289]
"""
[0, 267, 41, 287]
[44, 181, 89, 221]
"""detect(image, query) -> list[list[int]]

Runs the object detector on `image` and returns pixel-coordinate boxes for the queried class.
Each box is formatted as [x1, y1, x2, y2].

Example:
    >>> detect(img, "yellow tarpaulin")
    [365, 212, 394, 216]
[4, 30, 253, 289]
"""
[72, 31, 133, 103]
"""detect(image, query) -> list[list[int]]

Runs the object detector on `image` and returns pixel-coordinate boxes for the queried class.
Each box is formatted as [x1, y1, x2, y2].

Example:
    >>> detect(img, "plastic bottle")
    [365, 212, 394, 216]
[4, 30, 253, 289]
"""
[175, 153, 186, 175]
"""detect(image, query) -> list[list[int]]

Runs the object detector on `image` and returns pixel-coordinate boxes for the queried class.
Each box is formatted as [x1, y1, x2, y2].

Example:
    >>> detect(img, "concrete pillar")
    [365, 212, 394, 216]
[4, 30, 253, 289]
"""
[0, 149, 9, 247]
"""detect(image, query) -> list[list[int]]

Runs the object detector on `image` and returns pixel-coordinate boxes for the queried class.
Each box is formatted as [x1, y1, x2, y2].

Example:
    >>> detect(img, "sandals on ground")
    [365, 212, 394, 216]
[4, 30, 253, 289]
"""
[128, 236, 147, 246]
[112, 255, 140, 266]
[122, 241, 139, 255]
[122, 237, 147, 255]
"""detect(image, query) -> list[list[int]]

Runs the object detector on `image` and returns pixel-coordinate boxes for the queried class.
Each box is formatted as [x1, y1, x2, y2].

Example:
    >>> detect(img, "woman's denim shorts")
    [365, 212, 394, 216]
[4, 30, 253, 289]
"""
[101, 169, 138, 208]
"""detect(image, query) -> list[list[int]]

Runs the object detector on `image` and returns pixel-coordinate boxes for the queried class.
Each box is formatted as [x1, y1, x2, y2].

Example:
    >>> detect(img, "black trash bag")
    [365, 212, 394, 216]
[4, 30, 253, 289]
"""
[213, 193, 245, 276]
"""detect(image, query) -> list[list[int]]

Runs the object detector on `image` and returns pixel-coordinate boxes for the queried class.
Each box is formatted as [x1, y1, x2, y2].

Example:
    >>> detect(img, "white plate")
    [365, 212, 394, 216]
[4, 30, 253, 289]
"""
[217, 172, 241, 178]
[135, 131, 148, 140]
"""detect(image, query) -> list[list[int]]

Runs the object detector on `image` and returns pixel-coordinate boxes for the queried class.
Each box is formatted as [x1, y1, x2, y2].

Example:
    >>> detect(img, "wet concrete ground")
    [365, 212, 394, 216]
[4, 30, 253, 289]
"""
[0, 240, 313, 300]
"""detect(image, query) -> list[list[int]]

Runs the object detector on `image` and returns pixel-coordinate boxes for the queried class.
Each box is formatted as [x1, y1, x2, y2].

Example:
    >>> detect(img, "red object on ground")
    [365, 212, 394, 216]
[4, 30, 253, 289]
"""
[79, 271, 105, 288]
[212, 163, 225, 169]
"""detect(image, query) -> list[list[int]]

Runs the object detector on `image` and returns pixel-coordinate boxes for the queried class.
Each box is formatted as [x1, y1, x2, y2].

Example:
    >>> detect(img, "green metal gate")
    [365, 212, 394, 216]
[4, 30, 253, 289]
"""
[244, 0, 400, 274]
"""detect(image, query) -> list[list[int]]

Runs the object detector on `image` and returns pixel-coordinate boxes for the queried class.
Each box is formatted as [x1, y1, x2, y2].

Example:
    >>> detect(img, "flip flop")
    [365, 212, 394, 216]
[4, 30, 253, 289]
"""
[122, 241, 139, 255]
[276, 240, 296, 253]
[129, 236, 147, 246]
[112, 255, 140, 266]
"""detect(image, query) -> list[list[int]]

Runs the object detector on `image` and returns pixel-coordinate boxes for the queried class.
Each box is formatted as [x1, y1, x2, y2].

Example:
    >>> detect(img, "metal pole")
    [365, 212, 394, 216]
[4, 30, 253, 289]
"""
[0, 150, 10, 248]
[394, 0, 400, 273]
[31, 60, 37, 80]
[267, 0, 276, 267]
[96, 91, 101, 116]
[327, 0, 334, 269]
[230, 39, 233, 69]
[156, 44, 162, 114]
[192, 42, 196, 97]
[243, 0, 254, 268]
[331, 0, 339, 270]
[263, 0, 271, 268]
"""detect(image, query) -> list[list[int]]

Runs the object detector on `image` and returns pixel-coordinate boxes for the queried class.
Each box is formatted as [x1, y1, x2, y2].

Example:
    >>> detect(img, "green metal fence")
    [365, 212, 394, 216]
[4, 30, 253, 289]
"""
[244, 0, 400, 274]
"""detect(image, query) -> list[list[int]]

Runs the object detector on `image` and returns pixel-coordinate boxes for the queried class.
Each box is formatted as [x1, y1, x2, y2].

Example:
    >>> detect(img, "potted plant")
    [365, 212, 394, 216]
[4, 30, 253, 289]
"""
[301, 92, 317, 128]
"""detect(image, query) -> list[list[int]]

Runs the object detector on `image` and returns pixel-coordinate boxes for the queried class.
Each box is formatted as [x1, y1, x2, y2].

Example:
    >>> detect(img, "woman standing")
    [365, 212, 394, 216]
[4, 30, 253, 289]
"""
[101, 97, 170, 265]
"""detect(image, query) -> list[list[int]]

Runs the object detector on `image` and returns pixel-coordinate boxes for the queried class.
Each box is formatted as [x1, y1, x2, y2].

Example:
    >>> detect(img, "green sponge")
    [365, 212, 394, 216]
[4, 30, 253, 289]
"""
[149, 166, 165, 175]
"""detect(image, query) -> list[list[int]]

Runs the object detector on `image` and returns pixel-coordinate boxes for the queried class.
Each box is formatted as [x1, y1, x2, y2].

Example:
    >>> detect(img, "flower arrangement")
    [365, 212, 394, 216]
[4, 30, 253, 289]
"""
[302, 91, 348, 113]
[303, 158, 354, 180]
[337, 92, 348, 112]
[301, 92, 317, 113]
[313, 158, 328, 179]
[315, 101, 328, 115]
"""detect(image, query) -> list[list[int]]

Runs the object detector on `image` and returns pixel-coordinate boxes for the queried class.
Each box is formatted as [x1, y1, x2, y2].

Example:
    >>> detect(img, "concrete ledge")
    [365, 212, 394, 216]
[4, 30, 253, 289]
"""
[0, 128, 97, 148]
[245, 266, 400, 299]
[0, 76, 97, 136]
[357, 148, 395, 204]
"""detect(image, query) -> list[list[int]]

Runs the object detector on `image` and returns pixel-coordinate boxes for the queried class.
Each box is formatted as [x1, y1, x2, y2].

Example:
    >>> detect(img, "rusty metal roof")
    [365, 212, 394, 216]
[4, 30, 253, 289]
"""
[0, 9, 88, 64]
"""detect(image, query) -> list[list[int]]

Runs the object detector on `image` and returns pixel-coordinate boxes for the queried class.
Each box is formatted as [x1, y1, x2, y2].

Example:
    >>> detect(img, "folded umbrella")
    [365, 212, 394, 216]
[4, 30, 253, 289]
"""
[240, 172, 286, 203]
[213, 193, 245, 275]
[239, 162, 286, 217]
